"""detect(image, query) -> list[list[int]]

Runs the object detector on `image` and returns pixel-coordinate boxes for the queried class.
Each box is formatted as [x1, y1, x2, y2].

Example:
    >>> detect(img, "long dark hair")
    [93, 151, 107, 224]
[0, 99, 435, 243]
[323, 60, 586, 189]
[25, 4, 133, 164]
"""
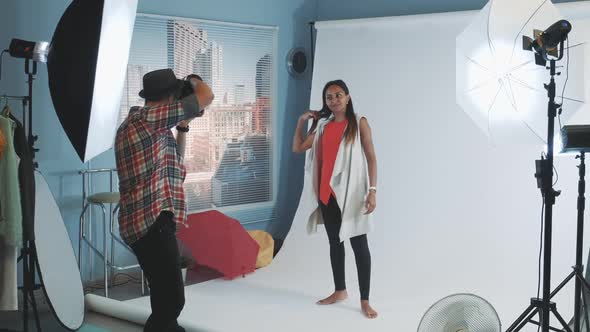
[321, 79, 357, 144]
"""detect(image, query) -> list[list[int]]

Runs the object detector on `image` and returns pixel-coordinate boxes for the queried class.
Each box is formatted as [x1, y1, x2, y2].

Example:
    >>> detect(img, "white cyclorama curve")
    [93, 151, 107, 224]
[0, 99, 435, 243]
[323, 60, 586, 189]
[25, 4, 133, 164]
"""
[34, 171, 84, 330]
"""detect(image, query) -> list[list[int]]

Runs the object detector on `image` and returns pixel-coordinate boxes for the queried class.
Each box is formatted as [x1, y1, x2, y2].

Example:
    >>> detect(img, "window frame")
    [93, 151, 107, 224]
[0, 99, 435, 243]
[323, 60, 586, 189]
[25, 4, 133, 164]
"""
[127, 13, 279, 217]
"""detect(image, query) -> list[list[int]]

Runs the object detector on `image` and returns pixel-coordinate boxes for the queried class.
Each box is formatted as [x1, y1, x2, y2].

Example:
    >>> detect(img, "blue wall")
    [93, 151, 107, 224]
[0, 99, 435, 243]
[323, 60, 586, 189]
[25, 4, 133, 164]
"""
[0, 0, 316, 281]
[316, 0, 582, 20]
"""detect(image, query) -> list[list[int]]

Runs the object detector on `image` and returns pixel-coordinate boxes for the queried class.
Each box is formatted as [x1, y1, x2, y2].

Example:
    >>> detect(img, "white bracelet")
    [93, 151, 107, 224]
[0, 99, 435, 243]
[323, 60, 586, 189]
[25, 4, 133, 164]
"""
[368, 186, 377, 193]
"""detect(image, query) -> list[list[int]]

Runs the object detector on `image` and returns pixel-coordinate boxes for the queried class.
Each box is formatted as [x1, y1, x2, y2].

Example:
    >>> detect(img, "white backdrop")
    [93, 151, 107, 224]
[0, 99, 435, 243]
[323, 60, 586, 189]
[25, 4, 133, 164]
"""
[308, 1, 590, 331]
[87, 3, 590, 332]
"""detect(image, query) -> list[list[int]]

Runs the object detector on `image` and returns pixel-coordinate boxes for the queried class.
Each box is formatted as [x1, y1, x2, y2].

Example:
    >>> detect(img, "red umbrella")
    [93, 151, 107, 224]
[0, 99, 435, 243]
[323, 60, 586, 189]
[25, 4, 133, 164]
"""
[177, 210, 259, 280]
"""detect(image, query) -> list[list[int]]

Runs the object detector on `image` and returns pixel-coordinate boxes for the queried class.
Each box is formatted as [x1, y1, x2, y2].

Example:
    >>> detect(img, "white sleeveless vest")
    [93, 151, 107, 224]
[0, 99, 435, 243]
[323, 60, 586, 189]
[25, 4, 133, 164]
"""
[302, 114, 374, 242]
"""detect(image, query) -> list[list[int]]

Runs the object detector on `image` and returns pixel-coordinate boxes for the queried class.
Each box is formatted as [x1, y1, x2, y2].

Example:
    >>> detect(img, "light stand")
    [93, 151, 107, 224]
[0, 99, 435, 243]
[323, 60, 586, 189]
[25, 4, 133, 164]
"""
[507, 152, 590, 332]
[20, 58, 41, 332]
[571, 152, 590, 332]
[506, 39, 573, 332]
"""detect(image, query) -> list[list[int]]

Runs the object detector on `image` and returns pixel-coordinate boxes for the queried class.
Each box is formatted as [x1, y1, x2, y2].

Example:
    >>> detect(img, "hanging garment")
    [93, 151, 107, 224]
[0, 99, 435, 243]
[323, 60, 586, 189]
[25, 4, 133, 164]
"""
[0, 129, 5, 161]
[0, 107, 21, 311]
[0, 238, 17, 311]
[9, 113, 35, 242]
[0, 109, 22, 245]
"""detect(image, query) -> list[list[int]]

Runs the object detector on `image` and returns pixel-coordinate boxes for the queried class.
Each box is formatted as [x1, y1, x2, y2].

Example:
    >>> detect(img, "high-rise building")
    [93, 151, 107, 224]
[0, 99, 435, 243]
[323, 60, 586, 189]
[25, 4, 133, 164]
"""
[208, 105, 253, 169]
[256, 54, 271, 98]
[210, 42, 223, 105]
[194, 41, 223, 105]
[194, 49, 212, 84]
[252, 97, 270, 134]
[166, 20, 210, 161]
[234, 84, 245, 106]
[167, 20, 208, 78]
[186, 134, 211, 172]
[253, 54, 272, 134]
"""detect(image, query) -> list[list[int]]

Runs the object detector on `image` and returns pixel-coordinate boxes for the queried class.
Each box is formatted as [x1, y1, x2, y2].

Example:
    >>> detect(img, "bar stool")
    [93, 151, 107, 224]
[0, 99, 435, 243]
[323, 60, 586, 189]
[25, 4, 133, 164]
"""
[78, 168, 145, 298]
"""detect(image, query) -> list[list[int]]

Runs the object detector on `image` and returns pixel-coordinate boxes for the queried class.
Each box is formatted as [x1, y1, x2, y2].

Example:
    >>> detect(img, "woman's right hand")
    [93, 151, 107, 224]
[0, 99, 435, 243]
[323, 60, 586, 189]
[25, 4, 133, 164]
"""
[299, 111, 319, 123]
[293, 111, 318, 153]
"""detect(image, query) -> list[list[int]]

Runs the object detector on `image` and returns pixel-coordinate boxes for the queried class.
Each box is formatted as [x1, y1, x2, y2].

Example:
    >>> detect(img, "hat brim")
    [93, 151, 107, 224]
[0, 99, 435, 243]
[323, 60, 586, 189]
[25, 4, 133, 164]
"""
[139, 79, 183, 99]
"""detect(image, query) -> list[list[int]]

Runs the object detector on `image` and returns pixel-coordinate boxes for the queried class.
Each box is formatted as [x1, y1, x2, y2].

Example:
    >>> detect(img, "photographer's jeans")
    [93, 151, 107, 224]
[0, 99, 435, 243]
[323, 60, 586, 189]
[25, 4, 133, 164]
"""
[131, 211, 185, 332]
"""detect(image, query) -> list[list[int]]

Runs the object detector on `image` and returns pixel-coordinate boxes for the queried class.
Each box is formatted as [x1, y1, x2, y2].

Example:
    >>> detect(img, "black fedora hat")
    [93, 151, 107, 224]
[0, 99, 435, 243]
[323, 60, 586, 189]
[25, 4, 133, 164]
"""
[139, 68, 182, 99]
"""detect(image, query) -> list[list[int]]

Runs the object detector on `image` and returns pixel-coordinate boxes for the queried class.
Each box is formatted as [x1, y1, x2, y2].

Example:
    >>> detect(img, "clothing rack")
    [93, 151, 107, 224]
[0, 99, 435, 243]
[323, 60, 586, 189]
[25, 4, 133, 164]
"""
[2, 60, 38, 157]
[1, 95, 30, 130]
[0, 59, 42, 332]
[1, 95, 29, 100]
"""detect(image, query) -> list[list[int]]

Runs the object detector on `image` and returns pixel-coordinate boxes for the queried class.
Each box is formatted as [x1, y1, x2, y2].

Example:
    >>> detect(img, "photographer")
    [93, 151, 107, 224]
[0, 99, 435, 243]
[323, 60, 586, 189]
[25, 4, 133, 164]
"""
[114, 68, 214, 332]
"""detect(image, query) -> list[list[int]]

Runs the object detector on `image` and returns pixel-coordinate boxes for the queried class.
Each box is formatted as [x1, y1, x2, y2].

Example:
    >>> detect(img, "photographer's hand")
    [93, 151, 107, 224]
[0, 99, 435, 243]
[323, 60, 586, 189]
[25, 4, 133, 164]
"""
[178, 120, 190, 128]
[192, 79, 214, 111]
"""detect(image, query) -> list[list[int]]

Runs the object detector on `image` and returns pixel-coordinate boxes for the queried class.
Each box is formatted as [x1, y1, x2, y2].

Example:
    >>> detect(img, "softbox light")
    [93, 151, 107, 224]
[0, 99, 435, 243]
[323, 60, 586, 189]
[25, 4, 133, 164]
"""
[47, 0, 138, 162]
[456, 0, 585, 146]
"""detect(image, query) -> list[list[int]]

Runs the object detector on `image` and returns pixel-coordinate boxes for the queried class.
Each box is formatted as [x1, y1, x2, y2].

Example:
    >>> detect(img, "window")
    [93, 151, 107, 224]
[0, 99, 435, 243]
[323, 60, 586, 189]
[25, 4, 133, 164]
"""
[119, 14, 277, 214]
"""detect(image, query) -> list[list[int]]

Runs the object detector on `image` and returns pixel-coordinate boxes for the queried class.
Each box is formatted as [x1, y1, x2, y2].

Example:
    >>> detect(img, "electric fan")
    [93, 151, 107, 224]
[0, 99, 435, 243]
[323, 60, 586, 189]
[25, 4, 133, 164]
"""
[417, 293, 501, 332]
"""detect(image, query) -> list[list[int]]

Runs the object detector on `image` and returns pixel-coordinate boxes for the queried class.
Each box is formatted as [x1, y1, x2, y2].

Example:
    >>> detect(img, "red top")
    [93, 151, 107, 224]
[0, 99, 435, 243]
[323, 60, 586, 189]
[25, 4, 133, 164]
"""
[320, 119, 348, 205]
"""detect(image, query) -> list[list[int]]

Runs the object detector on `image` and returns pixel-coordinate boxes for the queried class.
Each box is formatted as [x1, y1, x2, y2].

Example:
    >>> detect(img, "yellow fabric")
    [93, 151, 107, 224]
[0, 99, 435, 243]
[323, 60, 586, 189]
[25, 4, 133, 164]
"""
[247, 230, 274, 268]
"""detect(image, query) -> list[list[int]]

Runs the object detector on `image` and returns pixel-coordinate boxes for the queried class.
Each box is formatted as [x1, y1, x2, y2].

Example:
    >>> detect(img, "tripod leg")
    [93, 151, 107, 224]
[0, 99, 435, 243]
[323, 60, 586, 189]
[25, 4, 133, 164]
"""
[552, 306, 574, 332]
[553, 271, 576, 298]
[25, 290, 41, 332]
[29, 252, 41, 331]
[506, 304, 538, 332]
[578, 275, 590, 292]
[526, 272, 577, 332]
[22, 247, 29, 332]
[580, 283, 590, 332]
[516, 310, 540, 332]
[579, 274, 590, 332]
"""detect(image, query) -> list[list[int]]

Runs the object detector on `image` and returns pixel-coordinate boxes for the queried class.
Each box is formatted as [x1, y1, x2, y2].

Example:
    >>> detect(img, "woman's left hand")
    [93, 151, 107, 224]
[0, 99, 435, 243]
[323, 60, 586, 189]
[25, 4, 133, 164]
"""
[364, 191, 376, 214]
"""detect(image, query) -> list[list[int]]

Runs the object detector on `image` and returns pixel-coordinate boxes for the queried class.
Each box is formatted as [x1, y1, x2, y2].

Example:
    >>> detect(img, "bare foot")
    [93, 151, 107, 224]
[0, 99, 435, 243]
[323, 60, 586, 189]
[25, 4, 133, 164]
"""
[316, 290, 348, 305]
[361, 300, 378, 319]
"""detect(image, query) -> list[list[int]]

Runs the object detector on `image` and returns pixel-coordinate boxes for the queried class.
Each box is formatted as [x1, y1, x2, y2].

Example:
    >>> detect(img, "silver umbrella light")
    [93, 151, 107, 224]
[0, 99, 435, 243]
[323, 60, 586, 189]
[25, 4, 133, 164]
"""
[456, 0, 585, 146]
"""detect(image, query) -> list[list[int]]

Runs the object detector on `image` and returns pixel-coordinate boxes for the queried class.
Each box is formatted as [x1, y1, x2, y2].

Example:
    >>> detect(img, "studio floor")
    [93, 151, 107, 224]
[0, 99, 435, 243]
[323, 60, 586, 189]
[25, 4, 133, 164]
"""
[0, 264, 222, 331]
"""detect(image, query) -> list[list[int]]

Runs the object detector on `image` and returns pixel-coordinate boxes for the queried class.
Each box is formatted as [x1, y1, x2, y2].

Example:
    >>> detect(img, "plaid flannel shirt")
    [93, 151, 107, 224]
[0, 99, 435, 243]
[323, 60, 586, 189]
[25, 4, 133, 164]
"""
[115, 95, 199, 245]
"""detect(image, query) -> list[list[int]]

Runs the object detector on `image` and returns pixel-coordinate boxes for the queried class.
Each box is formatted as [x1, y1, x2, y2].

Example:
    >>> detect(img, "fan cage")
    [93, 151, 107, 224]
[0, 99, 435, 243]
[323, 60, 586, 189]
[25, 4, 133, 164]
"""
[417, 293, 501, 332]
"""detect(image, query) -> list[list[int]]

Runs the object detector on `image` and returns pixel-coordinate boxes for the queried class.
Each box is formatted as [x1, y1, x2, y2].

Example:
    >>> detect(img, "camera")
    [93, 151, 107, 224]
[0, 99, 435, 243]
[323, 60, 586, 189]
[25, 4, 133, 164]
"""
[177, 74, 203, 100]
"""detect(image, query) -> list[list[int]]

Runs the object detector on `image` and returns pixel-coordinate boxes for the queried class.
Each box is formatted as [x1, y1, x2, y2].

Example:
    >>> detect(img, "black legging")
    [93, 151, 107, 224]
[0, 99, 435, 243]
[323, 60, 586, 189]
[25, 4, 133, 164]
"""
[319, 195, 372, 300]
